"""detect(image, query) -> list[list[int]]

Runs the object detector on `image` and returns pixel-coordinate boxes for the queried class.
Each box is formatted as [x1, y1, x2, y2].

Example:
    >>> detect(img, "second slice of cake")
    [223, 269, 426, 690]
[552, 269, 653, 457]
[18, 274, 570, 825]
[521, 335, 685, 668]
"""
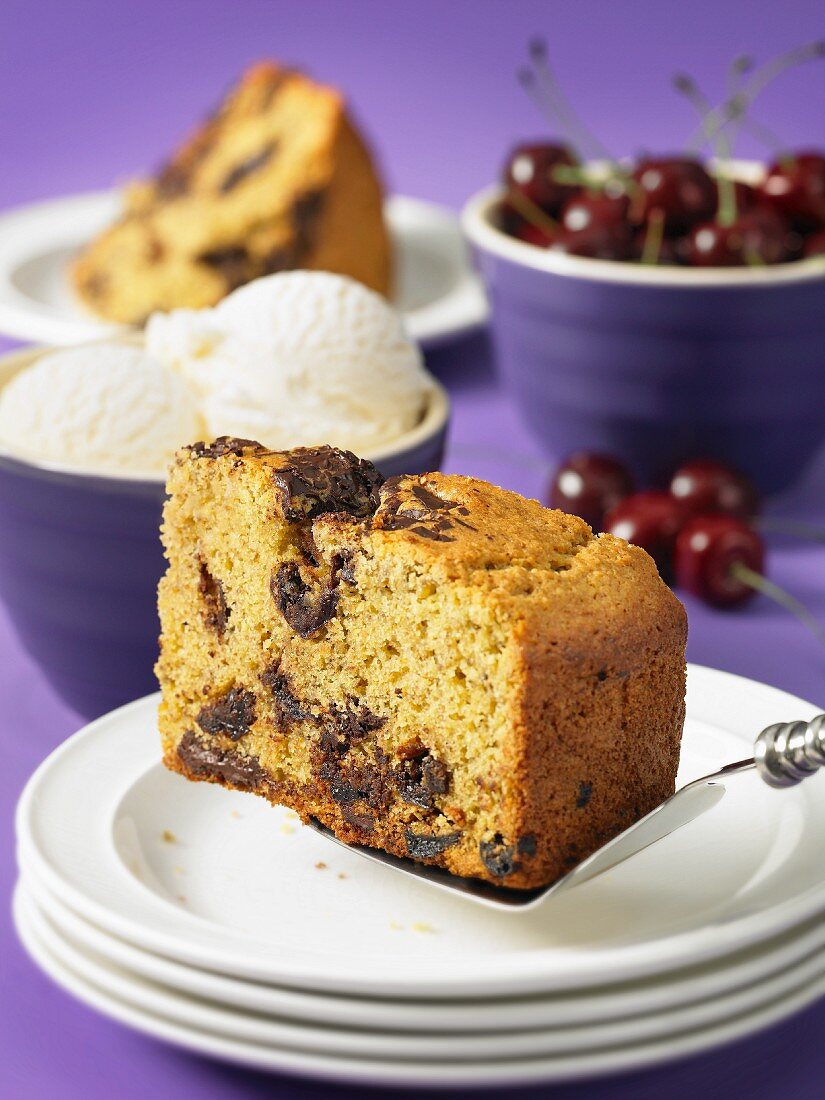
[157, 441, 687, 890]
[72, 63, 390, 323]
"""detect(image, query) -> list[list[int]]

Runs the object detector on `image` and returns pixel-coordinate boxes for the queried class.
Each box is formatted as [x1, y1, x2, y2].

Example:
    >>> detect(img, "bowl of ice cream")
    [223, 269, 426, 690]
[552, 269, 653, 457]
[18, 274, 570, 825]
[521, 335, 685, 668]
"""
[0, 273, 449, 718]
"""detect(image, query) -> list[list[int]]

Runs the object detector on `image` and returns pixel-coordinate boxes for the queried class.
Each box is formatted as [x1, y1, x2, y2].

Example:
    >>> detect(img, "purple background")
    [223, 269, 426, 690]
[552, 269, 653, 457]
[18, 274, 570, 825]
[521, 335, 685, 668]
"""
[2, 1, 824, 1097]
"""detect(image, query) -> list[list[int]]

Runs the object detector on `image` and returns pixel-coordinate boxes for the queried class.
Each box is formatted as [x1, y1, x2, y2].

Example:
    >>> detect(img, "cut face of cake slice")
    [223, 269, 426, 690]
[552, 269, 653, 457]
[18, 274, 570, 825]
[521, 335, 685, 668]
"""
[157, 441, 687, 890]
[72, 63, 390, 324]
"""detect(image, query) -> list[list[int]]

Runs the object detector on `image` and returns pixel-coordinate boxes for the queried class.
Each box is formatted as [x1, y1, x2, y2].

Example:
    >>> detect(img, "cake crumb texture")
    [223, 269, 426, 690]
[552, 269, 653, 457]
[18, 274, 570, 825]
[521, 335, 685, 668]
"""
[157, 440, 687, 889]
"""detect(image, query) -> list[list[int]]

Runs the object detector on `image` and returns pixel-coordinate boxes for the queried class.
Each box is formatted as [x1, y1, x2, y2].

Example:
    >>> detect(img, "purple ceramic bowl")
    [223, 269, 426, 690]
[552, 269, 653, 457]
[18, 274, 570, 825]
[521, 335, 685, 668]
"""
[462, 183, 825, 494]
[0, 344, 449, 719]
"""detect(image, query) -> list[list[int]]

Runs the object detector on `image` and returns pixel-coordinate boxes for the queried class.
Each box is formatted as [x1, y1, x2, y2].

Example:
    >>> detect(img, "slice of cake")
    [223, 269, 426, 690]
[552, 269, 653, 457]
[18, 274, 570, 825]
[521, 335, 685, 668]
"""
[72, 63, 390, 324]
[157, 441, 687, 890]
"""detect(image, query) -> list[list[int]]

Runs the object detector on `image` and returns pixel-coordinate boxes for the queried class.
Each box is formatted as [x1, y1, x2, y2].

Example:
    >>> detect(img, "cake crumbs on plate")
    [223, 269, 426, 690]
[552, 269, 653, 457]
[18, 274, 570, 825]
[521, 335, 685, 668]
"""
[411, 921, 436, 934]
[315, 861, 327, 870]
[389, 920, 404, 931]
[230, 810, 243, 820]
[338, 872, 348, 880]
[280, 824, 296, 835]
[161, 829, 177, 844]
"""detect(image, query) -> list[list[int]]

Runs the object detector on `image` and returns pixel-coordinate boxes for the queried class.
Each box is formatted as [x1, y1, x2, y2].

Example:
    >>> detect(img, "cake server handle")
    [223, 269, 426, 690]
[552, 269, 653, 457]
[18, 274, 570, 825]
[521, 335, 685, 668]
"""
[754, 714, 825, 788]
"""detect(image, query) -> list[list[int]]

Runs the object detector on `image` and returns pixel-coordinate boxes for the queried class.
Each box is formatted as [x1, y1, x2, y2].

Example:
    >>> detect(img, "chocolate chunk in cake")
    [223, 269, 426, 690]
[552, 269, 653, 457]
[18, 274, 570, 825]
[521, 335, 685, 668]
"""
[177, 731, 266, 792]
[198, 562, 230, 634]
[271, 446, 383, 522]
[196, 688, 257, 741]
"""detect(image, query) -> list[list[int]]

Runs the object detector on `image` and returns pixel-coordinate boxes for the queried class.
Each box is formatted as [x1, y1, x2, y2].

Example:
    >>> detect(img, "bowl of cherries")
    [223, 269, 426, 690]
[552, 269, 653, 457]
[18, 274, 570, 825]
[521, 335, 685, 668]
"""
[462, 41, 825, 495]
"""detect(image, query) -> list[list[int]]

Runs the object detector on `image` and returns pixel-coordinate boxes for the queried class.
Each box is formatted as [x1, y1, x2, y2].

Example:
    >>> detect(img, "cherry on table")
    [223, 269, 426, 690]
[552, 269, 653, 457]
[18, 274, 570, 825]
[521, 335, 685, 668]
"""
[503, 142, 579, 216]
[760, 151, 825, 232]
[670, 458, 760, 519]
[674, 514, 764, 607]
[629, 156, 716, 235]
[603, 491, 688, 581]
[548, 452, 634, 530]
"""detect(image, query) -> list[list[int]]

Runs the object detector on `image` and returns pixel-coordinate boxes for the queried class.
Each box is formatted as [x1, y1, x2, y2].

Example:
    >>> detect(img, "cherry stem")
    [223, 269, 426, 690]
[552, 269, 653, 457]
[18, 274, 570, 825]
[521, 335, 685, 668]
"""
[687, 41, 825, 153]
[754, 517, 825, 542]
[640, 208, 665, 264]
[506, 186, 560, 235]
[552, 163, 640, 201]
[743, 245, 766, 267]
[522, 38, 614, 163]
[550, 164, 594, 187]
[721, 54, 788, 157]
[726, 55, 753, 100]
[730, 561, 825, 649]
[673, 73, 737, 226]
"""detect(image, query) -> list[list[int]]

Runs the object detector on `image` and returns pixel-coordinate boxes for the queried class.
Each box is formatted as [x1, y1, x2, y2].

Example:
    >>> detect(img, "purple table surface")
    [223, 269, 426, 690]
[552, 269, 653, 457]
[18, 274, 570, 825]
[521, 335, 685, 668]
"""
[2, 2, 824, 1097]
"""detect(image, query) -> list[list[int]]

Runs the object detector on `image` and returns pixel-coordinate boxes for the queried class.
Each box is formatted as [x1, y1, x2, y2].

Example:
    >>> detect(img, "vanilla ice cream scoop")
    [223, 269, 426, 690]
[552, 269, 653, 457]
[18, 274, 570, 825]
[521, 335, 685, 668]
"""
[145, 271, 431, 452]
[0, 344, 202, 476]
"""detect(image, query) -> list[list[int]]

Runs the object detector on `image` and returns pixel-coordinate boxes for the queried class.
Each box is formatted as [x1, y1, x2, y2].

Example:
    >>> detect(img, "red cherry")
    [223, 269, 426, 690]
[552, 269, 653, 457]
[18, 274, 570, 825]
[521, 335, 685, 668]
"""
[503, 142, 579, 216]
[560, 189, 630, 234]
[549, 452, 634, 530]
[499, 199, 527, 236]
[550, 222, 633, 260]
[669, 459, 760, 519]
[499, 199, 557, 248]
[803, 229, 825, 257]
[514, 221, 557, 248]
[603, 491, 688, 581]
[684, 208, 790, 266]
[675, 515, 764, 607]
[630, 157, 717, 235]
[728, 181, 759, 215]
[760, 151, 825, 232]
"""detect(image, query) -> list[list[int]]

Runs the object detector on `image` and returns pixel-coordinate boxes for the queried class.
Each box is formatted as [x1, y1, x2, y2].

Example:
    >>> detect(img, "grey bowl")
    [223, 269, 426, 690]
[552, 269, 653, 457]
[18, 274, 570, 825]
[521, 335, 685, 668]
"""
[0, 343, 450, 718]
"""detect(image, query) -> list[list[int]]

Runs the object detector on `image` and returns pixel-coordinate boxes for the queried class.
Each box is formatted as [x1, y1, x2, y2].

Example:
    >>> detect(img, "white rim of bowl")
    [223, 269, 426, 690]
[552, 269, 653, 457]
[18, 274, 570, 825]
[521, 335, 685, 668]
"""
[0, 340, 450, 485]
[461, 184, 825, 289]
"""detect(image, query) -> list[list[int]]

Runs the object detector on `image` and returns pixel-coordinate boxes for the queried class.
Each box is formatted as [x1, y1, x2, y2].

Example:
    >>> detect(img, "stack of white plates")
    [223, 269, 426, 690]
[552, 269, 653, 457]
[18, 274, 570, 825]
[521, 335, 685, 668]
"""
[14, 665, 825, 1089]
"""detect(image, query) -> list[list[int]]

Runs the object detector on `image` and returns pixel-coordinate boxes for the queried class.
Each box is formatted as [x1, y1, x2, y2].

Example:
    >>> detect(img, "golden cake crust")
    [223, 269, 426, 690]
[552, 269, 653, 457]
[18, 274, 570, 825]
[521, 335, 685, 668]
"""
[157, 441, 687, 889]
[72, 64, 390, 323]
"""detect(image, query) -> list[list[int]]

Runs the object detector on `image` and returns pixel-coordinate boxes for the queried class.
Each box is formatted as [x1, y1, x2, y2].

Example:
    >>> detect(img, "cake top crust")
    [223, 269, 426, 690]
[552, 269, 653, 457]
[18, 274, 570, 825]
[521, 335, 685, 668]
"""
[178, 439, 595, 559]
[185, 439, 383, 521]
[173, 440, 686, 635]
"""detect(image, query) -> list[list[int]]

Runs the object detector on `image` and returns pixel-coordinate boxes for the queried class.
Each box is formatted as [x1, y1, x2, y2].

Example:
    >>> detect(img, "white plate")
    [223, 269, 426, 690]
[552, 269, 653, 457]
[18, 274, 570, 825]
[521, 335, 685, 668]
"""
[0, 191, 488, 348]
[14, 886, 825, 1090]
[15, 664, 825, 999]
[17, 881, 825, 1063]
[24, 866, 825, 1035]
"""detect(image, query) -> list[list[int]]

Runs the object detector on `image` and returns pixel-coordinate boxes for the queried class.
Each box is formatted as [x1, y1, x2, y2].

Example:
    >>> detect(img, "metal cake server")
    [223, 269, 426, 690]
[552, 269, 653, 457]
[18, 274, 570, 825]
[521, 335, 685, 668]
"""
[310, 714, 825, 911]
